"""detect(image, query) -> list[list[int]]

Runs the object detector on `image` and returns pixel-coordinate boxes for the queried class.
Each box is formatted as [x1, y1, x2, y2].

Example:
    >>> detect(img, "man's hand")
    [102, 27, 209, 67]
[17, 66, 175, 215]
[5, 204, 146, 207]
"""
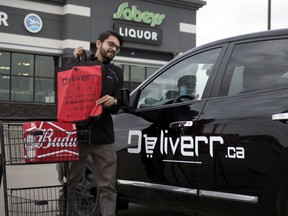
[96, 95, 117, 107]
[73, 46, 85, 59]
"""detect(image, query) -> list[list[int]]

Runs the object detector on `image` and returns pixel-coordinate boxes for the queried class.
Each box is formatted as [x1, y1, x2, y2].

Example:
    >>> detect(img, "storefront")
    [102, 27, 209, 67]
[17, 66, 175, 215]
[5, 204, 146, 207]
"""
[0, 0, 206, 117]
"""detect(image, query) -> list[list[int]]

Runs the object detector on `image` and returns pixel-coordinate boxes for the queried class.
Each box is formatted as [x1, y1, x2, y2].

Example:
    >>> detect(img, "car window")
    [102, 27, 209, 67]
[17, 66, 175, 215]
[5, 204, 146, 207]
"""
[137, 48, 222, 108]
[219, 39, 288, 97]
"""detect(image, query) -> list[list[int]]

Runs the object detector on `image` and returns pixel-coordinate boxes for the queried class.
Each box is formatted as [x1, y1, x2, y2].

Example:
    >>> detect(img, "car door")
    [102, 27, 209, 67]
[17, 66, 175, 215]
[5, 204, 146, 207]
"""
[196, 37, 288, 216]
[114, 46, 227, 211]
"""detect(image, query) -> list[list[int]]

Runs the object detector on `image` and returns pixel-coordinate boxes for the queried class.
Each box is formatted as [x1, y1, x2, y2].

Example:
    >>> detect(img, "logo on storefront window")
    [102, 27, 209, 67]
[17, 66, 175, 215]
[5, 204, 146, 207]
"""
[24, 13, 43, 33]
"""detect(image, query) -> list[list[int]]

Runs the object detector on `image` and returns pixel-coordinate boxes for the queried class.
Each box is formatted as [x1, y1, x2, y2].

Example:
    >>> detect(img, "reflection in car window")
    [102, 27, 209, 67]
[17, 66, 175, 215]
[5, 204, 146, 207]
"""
[137, 48, 222, 108]
[219, 39, 288, 97]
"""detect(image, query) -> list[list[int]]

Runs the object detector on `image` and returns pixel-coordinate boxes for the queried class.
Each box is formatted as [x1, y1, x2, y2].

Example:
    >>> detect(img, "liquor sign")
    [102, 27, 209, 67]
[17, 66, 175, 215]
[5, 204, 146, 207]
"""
[23, 121, 79, 163]
[114, 23, 162, 45]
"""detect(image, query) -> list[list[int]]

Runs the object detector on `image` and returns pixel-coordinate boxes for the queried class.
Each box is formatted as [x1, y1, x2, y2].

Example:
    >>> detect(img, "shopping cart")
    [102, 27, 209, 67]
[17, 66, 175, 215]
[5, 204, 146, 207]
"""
[0, 120, 95, 216]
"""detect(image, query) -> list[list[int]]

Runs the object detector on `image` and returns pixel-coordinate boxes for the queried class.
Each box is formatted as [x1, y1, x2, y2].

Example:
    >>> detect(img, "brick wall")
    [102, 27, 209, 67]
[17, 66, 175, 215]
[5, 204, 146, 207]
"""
[0, 103, 57, 118]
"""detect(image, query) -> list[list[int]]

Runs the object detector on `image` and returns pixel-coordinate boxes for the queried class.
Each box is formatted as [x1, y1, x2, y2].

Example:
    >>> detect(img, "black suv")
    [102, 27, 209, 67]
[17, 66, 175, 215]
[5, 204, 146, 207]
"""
[113, 28, 288, 216]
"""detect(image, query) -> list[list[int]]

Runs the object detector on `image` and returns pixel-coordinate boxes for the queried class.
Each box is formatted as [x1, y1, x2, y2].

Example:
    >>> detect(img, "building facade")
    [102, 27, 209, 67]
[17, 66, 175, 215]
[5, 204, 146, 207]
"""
[0, 0, 206, 118]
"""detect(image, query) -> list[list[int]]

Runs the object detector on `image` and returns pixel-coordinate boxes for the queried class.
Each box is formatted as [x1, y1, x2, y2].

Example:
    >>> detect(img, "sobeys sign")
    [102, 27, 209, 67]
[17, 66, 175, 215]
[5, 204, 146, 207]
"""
[113, 2, 165, 27]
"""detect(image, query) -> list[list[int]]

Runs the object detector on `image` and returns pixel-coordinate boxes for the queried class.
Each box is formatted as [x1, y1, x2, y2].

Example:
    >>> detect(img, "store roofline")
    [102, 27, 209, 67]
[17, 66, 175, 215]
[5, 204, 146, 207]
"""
[142, 0, 206, 10]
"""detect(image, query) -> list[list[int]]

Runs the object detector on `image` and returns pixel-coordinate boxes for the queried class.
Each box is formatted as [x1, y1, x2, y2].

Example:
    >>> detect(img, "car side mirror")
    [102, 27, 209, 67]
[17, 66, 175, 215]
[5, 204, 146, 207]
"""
[120, 88, 130, 109]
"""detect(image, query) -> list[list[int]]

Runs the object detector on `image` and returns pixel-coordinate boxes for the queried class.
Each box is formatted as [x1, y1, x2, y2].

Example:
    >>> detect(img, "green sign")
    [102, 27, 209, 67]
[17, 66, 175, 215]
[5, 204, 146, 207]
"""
[113, 2, 165, 27]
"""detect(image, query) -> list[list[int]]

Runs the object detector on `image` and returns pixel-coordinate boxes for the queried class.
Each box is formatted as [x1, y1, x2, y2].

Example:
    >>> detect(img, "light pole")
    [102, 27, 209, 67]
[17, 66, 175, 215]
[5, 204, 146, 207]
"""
[268, 0, 271, 30]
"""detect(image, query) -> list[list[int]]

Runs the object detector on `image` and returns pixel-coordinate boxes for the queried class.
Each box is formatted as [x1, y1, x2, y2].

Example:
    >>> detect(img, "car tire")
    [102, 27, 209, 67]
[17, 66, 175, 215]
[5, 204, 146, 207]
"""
[277, 178, 288, 216]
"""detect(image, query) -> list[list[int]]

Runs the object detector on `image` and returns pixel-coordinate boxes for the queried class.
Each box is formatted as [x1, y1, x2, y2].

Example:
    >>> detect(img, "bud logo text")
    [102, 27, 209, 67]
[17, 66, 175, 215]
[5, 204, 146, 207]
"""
[23, 121, 79, 163]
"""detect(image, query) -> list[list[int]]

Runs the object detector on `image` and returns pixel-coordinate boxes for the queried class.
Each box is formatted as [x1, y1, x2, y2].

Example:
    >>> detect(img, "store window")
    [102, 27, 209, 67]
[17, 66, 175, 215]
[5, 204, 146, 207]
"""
[117, 63, 160, 91]
[11, 53, 34, 101]
[0, 51, 10, 100]
[0, 51, 57, 103]
[131, 65, 145, 82]
[35, 56, 55, 103]
[146, 67, 156, 78]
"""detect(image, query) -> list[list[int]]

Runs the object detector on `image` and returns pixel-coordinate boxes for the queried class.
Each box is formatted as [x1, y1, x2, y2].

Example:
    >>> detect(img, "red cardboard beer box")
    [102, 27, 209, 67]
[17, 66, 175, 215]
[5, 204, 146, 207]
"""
[23, 121, 79, 163]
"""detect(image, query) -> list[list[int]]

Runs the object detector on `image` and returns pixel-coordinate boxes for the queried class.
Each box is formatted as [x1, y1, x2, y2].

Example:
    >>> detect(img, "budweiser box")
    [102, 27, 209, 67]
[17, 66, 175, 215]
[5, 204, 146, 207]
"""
[23, 121, 79, 163]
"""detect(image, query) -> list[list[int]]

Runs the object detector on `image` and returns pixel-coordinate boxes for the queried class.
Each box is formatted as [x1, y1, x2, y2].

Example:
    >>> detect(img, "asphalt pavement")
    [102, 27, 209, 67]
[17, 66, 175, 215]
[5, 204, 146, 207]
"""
[0, 164, 60, 215]
[118, 204, 193, 216]
[0, 164, 196, 216]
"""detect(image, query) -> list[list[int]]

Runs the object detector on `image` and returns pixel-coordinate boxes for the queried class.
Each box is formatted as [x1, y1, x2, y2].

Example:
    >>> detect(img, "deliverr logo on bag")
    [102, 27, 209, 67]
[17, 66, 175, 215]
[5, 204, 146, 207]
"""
[61, 71, 100, 86]
[56, 61, 103, 123]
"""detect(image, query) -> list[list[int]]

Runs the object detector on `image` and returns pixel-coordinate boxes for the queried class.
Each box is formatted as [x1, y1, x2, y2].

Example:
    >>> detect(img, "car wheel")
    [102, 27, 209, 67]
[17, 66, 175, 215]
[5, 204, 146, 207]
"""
[73, 157, 101, 216]
[277, 178, 288, 216]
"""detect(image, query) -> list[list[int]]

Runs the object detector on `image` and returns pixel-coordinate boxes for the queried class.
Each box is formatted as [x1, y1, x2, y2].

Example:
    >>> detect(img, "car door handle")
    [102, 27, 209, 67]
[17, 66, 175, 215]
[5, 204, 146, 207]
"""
[272, 113, 288, 121]
[170, 121, 193, 129]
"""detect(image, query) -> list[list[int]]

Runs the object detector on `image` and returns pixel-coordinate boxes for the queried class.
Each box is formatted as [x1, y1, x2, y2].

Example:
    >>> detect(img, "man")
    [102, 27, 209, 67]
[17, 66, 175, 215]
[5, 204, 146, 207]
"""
[70, 30, 124, 216]
[165, 75, 197, 99]
[177, 75, 196, 96]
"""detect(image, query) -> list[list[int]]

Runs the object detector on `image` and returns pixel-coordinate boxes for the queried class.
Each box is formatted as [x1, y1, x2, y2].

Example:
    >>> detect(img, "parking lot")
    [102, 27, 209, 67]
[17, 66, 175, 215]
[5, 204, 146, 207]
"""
[0, 163, 60, 215]
[0, 163, 195, 216]
[118, 204, 193, 216]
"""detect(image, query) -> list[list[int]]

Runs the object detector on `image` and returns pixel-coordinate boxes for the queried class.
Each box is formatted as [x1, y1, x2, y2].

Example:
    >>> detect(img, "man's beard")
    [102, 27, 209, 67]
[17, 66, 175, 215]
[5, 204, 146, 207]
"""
[99, 47, 115, 62]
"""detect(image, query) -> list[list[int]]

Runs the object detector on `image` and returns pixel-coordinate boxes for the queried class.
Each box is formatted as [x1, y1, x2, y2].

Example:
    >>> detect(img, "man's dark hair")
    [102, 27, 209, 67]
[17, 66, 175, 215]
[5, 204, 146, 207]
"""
[98, 30, 124, 47]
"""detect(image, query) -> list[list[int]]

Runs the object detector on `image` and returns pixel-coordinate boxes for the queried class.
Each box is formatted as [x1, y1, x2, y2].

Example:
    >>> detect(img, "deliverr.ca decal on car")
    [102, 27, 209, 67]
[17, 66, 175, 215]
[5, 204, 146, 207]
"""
[127, 130, 245, 163]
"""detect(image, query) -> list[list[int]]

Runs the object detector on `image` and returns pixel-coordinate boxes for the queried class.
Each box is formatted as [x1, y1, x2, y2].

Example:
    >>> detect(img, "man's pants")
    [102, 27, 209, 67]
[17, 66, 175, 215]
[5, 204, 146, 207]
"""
[69, 143, 117, 216]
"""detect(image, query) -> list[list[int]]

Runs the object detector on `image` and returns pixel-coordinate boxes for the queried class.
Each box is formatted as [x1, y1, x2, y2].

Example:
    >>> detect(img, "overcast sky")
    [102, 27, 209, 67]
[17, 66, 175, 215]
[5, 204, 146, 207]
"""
[196, 0, 288, 46]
